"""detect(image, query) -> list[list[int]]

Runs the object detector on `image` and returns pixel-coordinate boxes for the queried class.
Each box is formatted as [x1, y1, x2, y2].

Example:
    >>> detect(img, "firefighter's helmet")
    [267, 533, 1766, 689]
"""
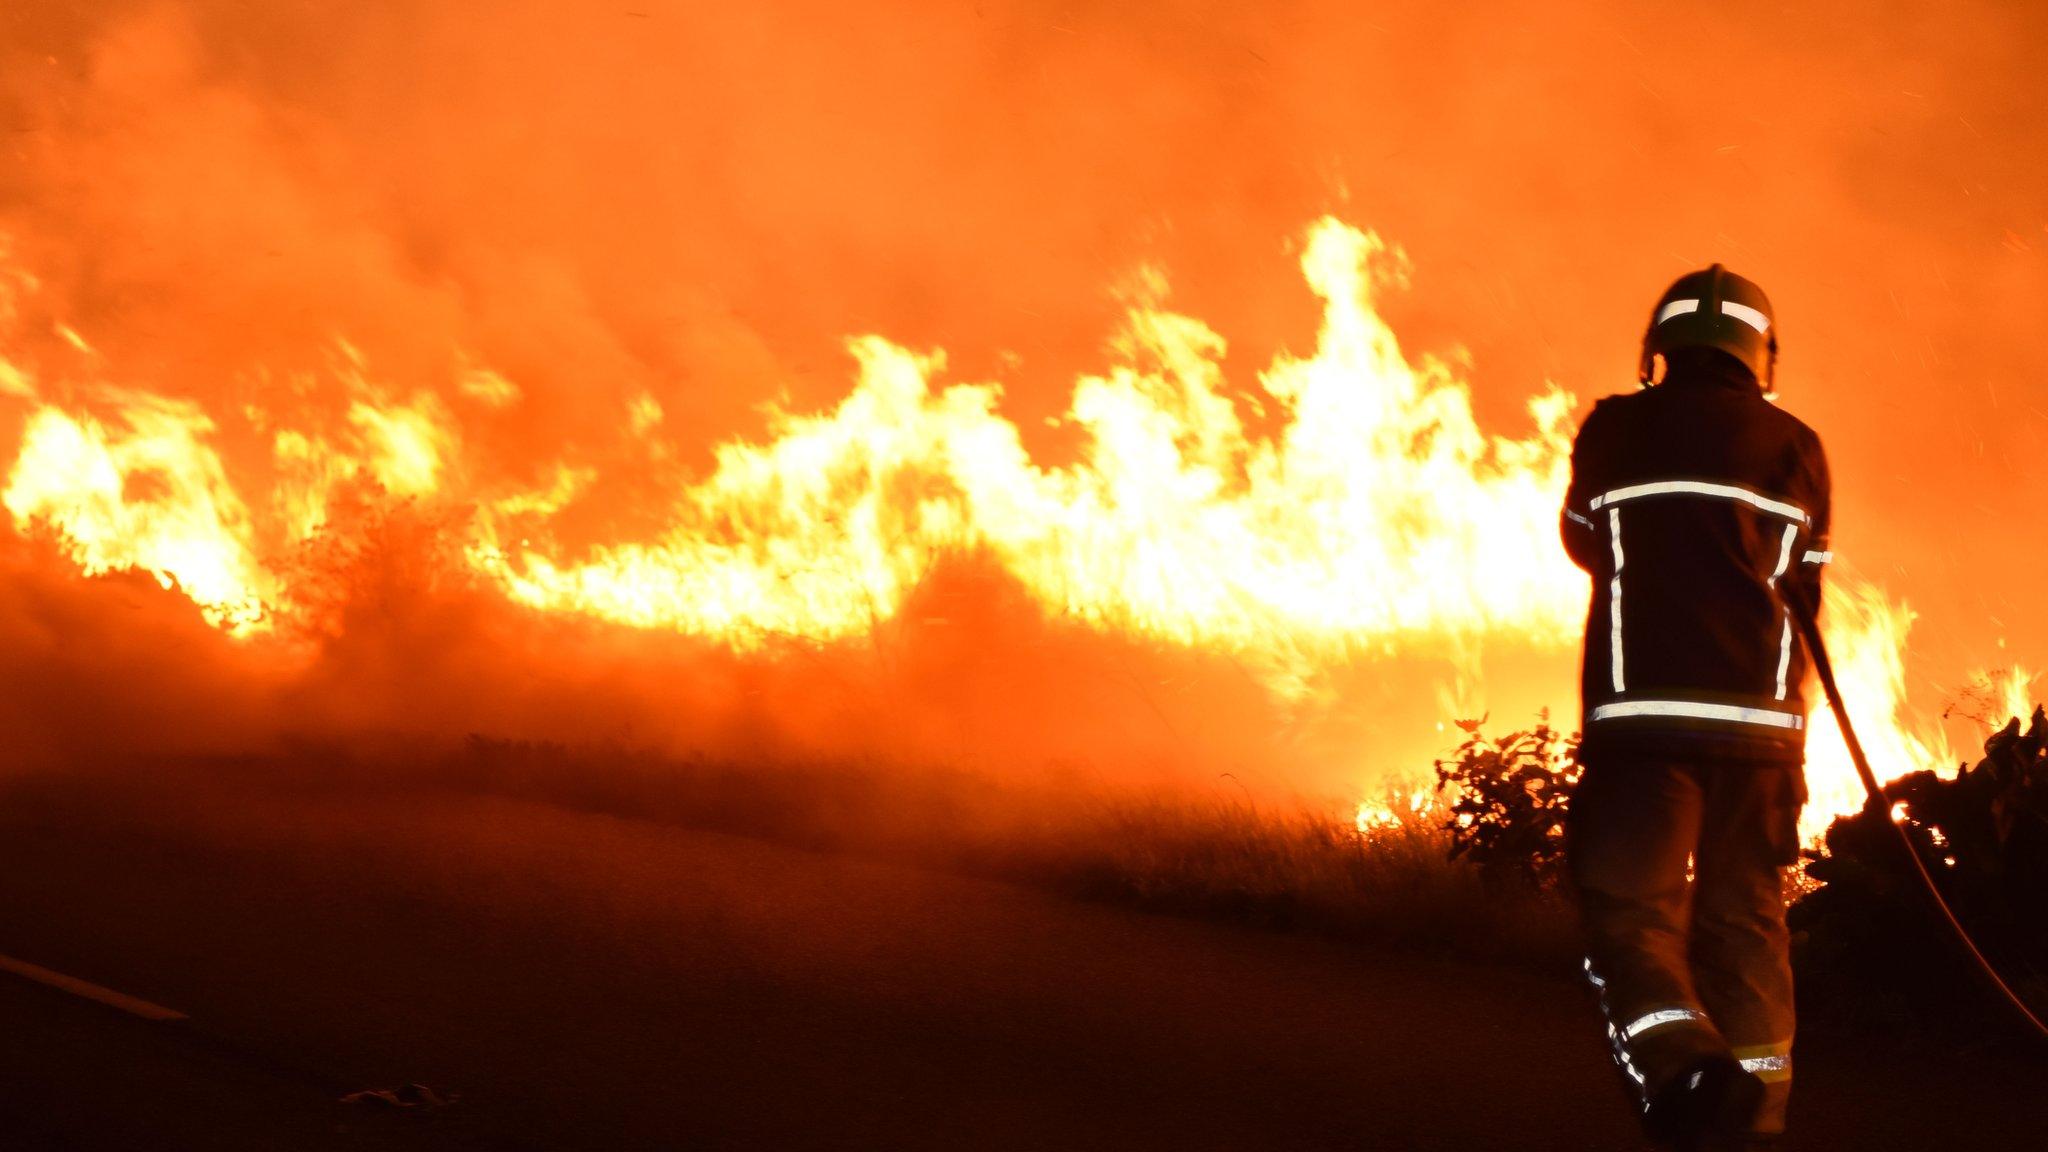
[1638, 264, 1777, 389]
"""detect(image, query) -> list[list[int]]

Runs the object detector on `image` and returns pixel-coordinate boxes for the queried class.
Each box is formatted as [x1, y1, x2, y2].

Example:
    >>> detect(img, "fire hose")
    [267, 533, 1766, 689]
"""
[1785, 592, 2048, 1044]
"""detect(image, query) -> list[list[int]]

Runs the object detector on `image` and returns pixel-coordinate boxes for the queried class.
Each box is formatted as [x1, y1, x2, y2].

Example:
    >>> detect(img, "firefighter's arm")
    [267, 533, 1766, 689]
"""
[1560, 403, 1607, 573]
[1785, 431, 1832, 618]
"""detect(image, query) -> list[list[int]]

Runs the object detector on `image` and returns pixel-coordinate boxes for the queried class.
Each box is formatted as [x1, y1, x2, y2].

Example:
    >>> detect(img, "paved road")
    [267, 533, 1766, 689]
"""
[0, 773, 2035, 1150]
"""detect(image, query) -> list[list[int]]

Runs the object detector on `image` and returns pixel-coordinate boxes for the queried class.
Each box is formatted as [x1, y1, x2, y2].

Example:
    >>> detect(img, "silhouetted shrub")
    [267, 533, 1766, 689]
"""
[1792, 708, 2048, 1035]
[1433, 718, 1580, 891]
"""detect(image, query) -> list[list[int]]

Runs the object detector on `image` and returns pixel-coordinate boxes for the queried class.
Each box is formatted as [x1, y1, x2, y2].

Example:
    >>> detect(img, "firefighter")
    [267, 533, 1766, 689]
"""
[1560, 266, 1828, 1150]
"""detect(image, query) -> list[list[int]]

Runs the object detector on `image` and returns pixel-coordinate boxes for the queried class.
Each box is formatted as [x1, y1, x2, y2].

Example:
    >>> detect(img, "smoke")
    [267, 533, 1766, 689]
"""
[1, 1, 2044, 793]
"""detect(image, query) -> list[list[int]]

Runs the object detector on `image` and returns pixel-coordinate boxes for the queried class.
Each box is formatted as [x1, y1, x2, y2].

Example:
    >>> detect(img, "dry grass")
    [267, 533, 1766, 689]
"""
[32, 736, 1577, 969]
[405, 737, 1580, 966]
[1016, 793, 1573, 963]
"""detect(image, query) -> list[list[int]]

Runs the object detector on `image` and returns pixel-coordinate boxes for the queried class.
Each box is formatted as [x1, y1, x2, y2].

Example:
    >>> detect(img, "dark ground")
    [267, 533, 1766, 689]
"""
[0, 772, 2036, 1150]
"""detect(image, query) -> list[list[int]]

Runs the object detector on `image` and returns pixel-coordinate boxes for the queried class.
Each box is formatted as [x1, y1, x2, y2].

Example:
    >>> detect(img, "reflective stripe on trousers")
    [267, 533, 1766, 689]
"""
[1582, 957, 1721, 1110]
[1732, 1040, 1794, 1083]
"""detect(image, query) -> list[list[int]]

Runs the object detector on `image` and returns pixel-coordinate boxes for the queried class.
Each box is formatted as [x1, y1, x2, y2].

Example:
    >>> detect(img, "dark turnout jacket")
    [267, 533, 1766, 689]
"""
[1562, 359, 1831, 767]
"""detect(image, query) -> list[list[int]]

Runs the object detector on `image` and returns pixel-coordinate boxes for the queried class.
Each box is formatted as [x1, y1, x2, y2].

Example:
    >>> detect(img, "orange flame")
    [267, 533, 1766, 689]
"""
[0, 217, 2012, 831]
[475, 220, 1583, 693]
[4, 396, 269, 631]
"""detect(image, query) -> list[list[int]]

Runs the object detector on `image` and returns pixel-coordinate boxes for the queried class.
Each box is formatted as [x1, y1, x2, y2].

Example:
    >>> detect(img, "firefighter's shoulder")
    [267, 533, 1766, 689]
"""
[1779, 409, 1830, 486]
[1756, 394, 1828, 456]
[1579, 391, 1632, 423]
[1779, 406, 1826, 451]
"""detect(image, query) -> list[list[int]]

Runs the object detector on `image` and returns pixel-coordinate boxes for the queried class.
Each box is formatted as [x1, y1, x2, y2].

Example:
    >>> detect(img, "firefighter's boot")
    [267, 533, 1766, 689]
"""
[1646, 1056, 1765, 1152]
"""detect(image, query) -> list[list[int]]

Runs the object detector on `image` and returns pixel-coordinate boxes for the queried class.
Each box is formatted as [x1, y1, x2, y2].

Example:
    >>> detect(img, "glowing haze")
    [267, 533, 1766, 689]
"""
[2, 2, 2043, 833]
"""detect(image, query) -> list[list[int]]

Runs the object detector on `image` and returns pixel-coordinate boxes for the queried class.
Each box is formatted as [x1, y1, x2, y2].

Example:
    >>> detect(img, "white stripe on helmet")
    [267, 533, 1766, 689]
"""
[1720, 300, 1771, 333]
[1656, 298, 1701, 325]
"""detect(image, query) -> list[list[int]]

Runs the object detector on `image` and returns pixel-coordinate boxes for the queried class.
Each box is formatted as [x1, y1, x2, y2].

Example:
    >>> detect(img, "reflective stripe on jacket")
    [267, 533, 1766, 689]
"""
[1561, 359, 1831, 766]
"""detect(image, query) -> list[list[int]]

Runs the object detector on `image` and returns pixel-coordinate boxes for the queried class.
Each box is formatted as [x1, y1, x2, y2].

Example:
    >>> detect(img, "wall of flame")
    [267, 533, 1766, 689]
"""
[1, 2, 2043, 832]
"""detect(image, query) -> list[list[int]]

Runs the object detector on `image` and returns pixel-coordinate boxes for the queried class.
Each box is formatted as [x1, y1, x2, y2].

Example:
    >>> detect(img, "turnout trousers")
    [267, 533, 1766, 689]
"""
[1566, 756, 1805, 1137]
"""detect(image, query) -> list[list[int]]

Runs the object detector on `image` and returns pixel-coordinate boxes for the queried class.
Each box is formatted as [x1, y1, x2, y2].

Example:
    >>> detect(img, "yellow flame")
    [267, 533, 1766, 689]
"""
[1800, 581, 1944, 838]
[1355, 785, 1436, 835]
[481, 220, 1584, 688]
[1991, 665, 2037, 725]
[2, 396, 268, 630]
[1954, 664, 2038, 731]
[0, 218, 2016, 833]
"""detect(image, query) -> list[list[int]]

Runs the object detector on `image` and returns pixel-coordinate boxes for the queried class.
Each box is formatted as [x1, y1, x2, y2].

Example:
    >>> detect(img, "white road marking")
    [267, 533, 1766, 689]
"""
[0, 951, 189, 1022]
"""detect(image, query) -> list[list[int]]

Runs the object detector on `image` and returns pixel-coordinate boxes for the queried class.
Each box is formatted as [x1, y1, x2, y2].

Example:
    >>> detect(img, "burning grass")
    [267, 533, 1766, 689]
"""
[1027, 788, 1570, 961]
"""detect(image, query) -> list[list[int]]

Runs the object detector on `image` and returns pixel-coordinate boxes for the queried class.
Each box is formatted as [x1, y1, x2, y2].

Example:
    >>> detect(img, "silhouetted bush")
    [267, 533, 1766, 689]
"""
[1432, 718, 1580, 891]
[1791, 708, 2048, 1036]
